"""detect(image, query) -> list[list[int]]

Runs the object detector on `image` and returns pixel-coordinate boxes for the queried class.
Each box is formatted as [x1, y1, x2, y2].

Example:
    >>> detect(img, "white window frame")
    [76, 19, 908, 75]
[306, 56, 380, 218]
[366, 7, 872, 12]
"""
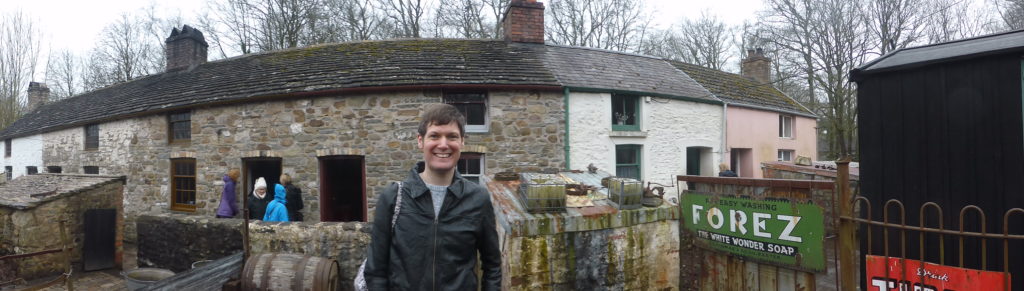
[444, 92, 489, 133]
[778, 149, 795, 162]
[458, 152, 485, 183]
[779, 115, 794, 138]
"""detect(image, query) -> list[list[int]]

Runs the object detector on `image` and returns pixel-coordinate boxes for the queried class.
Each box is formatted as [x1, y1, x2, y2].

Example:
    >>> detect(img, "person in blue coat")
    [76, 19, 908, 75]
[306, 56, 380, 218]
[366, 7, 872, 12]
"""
[263, 184, 289, 222]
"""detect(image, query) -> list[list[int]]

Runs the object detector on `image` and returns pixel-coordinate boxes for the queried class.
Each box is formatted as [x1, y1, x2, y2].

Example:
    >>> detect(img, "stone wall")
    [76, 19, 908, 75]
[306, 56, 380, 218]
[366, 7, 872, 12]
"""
[136, 214, 244, 272]
[0, 179, 123, 281]
[247, 221, 371, 290]
[43, 89, 565, 242]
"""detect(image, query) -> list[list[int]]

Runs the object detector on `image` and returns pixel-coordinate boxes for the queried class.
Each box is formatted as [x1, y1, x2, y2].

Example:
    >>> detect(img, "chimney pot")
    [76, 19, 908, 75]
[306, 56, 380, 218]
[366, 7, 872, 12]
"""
[741, 48, 772, 85]
[165, 25, 209, 72]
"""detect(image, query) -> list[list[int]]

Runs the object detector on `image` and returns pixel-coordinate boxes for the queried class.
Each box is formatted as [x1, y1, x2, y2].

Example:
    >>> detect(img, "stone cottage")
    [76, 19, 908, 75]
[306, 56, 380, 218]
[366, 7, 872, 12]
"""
[0, 174, 125, 281]
[0, 0, 727, 242]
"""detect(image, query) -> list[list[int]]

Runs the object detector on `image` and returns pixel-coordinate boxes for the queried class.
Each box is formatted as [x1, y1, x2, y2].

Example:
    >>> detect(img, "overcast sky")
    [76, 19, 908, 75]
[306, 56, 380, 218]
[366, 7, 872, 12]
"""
[5, 0, 763, 55]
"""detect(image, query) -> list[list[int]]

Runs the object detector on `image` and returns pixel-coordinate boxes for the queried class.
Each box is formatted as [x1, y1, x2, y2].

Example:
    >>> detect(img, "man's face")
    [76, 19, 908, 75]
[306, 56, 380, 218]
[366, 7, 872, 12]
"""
[417, 122, 464, 173]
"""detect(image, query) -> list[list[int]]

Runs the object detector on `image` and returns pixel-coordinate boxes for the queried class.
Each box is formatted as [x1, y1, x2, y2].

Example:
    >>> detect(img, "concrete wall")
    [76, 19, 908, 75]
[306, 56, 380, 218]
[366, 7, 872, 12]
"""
[725, 106, 816, 178]
[0, 180, 123, 281]
[568, 92, 722, 186]
[1, 134, 43, 179]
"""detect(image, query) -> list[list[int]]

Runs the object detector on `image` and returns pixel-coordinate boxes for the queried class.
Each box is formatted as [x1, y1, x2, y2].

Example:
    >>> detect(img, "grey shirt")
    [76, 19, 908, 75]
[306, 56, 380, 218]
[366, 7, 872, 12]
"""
[425, 183, 448, 217]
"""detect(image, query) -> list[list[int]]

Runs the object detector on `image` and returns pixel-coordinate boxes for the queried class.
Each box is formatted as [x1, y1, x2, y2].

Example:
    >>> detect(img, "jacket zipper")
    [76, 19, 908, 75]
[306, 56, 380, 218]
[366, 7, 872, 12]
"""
[432, 215, 438, 291]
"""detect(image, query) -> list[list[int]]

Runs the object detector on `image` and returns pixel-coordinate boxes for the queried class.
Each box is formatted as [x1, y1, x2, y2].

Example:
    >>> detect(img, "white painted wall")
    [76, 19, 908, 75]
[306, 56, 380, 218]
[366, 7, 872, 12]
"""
[1, 134, 44, 179]
[568, 92, 722, 187]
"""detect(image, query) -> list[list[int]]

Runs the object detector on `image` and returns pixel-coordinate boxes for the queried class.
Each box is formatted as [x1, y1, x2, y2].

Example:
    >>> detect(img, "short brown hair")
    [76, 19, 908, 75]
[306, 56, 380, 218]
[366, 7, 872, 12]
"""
[227, 169, 240, 180]
[280, 173, 292, 185]
[418, 103, 466, 137]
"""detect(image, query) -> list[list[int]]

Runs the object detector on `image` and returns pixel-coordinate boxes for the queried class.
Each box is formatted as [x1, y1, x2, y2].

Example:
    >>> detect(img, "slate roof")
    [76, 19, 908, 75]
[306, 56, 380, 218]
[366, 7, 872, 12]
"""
[0, 174, 125, 210]
[670, 61, 814, 117]
[852, 29, 1024, 79]
[1, 39, 726, 139]
[540, 45, 717, 103]
[0, 39, 560, 139]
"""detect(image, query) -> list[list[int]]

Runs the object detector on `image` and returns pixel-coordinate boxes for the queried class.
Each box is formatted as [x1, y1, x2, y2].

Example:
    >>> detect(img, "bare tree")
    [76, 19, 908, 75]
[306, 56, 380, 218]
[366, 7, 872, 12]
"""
[331, 0, 388, 41]
[44, 49, 83, 100]
[94, 13, 161, 84]
[0, 11, 42, 128]
[205, 0, 259, 55]
[435, 0, 495, 38]
[545, 0, 653, 52]
[675, 11, 733, 70]
[864, 0, 927, 54]
[997, 0, 1024, 30]
[377, 0, 428, 38]
[927, 0, 1002, 43]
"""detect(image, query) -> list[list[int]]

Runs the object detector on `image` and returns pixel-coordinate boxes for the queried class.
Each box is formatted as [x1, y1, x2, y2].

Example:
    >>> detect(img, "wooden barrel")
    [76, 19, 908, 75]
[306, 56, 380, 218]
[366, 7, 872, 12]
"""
[241, 253, 340, 291]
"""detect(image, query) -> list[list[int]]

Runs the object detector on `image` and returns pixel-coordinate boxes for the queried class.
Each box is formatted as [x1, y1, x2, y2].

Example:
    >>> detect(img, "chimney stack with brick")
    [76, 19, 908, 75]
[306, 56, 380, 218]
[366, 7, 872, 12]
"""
[503, 0, 545, 44]
[165, 25, 208, 72]
[740, 48, 772, 85]
[25, 82, 50, 113]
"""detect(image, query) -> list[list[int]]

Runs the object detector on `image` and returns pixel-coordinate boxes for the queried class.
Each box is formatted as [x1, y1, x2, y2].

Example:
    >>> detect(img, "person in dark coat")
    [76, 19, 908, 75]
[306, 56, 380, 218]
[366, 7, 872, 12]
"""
[718, 163, 738, 177]
[215, 169, 240, 218]
[280, 173, 304, 221]
[263, 184, 289, 222]
[364, 104, 501, 290]
[247, 177, 273, 220]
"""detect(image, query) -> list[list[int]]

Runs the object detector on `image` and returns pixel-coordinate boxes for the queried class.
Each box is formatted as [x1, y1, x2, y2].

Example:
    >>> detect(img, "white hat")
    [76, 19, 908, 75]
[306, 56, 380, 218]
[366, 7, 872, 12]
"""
[253, 177, 268, 199]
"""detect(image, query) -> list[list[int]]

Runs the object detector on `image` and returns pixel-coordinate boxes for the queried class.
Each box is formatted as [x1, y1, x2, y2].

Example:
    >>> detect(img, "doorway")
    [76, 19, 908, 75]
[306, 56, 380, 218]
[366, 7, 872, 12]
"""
[319, 155, 366, 222]
[242, 158, 282, 198]
[730, 148, 753, 177]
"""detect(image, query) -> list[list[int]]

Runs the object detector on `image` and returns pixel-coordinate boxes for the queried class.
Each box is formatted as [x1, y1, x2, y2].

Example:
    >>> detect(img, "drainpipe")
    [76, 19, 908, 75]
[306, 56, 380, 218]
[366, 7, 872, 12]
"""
[721, 103, 728, 166]
[564, 87, 571, 171]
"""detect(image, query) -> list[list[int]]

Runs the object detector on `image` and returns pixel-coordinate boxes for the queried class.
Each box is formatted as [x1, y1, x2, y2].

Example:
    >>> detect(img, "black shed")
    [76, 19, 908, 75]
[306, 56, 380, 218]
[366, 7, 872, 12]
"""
[852, 30, 1024, 289]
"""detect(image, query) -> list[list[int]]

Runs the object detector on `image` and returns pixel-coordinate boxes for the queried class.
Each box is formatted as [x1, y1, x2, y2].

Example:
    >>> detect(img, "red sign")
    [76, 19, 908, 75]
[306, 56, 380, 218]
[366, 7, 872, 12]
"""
[865, 255, 1010, 291]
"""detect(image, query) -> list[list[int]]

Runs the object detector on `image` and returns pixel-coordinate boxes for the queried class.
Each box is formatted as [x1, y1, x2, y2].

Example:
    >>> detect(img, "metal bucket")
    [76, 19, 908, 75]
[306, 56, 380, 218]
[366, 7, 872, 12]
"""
[122, 268, 175, 291]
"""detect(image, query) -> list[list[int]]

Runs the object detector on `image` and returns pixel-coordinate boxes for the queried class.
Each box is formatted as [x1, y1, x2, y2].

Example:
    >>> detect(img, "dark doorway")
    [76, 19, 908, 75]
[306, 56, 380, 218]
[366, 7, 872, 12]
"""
[319, 156, 365, 222]
[730, 148, 753, 177]
[242, 158, 282, 198]
[82, 209, 116, 271]
[686, 147, 701, 176]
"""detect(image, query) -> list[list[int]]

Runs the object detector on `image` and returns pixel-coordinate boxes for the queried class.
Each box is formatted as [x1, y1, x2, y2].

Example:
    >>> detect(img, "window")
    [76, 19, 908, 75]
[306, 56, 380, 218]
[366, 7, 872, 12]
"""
[779, 115, 794, 138]
[26, 166, 37, 175]
[444, 92, 488, 132]
[615, 144, 642, 179]
[85, 124, 99, 150]
[169, 111, 192, 143]
[4, 166, 10, 180]
[83, 166, 99, 174]
[778, 150, 795, 162]
[458, 153, 484, 184]
[612, 94, 640, 131]
[4, 139, 10, 157]
[170, 158, 197, 211]
[47, 166, 62, 173]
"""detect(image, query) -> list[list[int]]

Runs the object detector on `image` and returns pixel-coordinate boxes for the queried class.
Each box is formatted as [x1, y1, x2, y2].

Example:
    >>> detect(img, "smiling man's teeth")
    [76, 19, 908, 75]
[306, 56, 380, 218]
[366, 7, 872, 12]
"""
[435, 153, 451, 158]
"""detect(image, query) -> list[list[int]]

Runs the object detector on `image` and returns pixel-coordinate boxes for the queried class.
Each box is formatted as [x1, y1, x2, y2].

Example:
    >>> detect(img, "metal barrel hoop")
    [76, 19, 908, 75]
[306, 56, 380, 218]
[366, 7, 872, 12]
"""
[958, 205, 986, 270]
[919, 202, 945, 265]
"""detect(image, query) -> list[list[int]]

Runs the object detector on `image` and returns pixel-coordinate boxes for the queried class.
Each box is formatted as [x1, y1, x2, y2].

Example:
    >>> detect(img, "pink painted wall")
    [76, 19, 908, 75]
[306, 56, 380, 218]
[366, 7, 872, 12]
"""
[725, 106, 817, 178]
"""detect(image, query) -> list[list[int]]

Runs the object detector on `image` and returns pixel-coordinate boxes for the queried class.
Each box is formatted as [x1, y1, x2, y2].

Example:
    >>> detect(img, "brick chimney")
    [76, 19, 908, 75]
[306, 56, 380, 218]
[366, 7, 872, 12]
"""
[740, 48, 772, 85]
[503, 0, 545, 44]
[25, 82, 50, 113]
[165, 25, 208, 72]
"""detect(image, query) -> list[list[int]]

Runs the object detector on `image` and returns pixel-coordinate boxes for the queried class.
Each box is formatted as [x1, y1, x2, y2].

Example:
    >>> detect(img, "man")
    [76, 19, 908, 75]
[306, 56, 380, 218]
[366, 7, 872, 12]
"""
[364, 103, 501, 290]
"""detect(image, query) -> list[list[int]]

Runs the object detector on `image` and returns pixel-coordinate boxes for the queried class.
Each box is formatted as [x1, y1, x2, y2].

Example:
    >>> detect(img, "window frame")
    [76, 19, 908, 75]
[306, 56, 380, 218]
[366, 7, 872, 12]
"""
[779, 115, 794, 138]
[615, 144, 642, 179]
[612, 94, 641, 131]
[4, 139, 10, 157]
[778, 149, 795, 162]
[170, 158, 197, 212]
[26, 166, 37, 175]
[4, 166, 11, 180]
[168, 111, 192, 144]
[47, 166, 62, 173]
[443, 92, 489, 133]
[84, 124, 99, 150]
[458, 152, 485, 184]
[83, 166, 99, 174]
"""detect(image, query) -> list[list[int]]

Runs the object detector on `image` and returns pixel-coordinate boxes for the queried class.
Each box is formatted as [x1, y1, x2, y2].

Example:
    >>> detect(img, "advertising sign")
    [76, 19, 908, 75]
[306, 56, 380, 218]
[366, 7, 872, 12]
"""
[865, 255, 1009, 291]
[681, 191, 825, 271]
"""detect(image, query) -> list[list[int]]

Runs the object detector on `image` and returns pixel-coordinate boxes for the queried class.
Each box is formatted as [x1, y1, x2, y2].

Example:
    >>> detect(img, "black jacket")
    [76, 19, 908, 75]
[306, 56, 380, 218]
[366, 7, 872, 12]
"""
[364, 162, 501, 290]
[284, 184, 304, 221]
[247, 192, 273, 220]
